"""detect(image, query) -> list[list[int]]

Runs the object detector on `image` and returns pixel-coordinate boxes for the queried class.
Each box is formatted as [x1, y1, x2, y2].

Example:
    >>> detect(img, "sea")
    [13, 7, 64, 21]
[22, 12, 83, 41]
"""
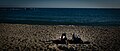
[0, 8, 120, 26]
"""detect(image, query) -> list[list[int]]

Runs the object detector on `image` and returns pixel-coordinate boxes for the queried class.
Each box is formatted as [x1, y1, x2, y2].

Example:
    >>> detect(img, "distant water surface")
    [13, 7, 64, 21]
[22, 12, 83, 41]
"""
[0, 8, 120, 25]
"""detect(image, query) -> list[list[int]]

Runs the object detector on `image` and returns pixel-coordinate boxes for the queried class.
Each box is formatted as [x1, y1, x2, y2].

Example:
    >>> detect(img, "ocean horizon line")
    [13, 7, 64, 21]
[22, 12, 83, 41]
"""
[0, 7, 120, 9]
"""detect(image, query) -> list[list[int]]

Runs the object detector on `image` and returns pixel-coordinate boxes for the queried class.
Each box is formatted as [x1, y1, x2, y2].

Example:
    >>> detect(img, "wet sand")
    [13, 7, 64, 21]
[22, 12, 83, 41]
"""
[0, 23, 120, 51]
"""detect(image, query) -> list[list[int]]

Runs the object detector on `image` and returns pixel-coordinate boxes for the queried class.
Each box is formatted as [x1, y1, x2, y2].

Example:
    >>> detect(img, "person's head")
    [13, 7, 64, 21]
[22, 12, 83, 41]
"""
[62, 33, 66, 36]
[72, 33, 78, 38]
[61, 33, 67, 39]
[72, 33, 75, 36]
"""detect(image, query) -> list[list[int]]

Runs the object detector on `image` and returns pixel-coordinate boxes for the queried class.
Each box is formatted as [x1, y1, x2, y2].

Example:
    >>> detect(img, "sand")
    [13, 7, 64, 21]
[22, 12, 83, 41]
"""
[0, 23, 120, 51]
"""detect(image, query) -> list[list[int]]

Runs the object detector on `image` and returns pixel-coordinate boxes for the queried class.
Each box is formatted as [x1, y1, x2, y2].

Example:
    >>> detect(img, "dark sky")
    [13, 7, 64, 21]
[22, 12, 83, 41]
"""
[0, 0, 120, 8]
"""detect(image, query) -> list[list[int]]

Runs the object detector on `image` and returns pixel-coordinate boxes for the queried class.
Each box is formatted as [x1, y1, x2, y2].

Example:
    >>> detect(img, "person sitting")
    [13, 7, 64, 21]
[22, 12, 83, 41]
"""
[60, 33, 67, 44]
[72, 33, 83, 44]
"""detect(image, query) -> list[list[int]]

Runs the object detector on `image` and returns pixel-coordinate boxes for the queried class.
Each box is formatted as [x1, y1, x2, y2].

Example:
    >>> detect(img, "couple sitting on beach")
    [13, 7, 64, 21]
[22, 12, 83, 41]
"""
[59, 33, 83, 44]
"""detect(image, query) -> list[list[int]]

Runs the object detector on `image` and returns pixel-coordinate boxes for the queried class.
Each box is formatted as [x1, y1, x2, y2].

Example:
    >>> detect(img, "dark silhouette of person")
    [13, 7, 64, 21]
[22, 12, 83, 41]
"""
[72, 33, 83, 44]
[60, 33, 67, 44]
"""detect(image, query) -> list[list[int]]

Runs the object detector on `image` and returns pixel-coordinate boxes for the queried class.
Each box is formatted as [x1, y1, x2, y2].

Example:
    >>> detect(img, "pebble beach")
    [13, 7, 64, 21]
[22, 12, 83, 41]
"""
[0, 23, 120, 51]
